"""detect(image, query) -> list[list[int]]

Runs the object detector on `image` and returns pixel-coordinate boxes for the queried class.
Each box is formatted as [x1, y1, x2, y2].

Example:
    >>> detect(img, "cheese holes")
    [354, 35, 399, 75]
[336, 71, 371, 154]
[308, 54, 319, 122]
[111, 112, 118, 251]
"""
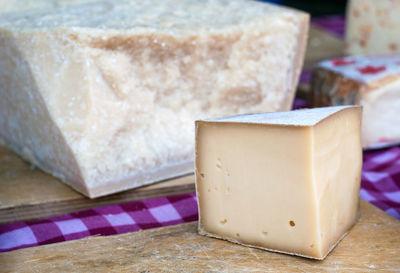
[289, 220, 295, 227]
[216, 158, 222, 169]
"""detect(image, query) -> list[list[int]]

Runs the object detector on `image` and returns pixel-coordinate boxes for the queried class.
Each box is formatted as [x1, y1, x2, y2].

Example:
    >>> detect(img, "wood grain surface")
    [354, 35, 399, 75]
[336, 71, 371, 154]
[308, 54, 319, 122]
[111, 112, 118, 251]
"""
[0, 145, 195, 224]
[1, 200, 399, 272]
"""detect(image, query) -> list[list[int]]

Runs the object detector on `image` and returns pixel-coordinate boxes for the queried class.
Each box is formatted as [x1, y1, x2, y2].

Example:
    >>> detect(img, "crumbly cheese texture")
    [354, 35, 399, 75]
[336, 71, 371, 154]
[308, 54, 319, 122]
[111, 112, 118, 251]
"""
[195, 106, 362, 260]
[346, 0, 400, 55]
[311, 56, 400, 148]
[0, 0, 309, 197]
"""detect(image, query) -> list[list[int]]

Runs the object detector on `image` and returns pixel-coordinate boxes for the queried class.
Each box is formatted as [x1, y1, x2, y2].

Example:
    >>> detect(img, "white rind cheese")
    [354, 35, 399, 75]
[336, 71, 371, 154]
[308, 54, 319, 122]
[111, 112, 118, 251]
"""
[311, 55, 400, 148]
[0, 0, 309, 197]
[195, 106, 362, 260]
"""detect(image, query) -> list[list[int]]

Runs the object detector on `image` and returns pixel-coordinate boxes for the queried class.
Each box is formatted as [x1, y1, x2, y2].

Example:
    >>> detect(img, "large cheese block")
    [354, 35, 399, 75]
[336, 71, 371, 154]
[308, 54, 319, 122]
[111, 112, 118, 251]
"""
[310, 55, 400, 148]
[195, 106, 362, 260]
[0, 0, 309, 198]
[346, 0, 400, 55]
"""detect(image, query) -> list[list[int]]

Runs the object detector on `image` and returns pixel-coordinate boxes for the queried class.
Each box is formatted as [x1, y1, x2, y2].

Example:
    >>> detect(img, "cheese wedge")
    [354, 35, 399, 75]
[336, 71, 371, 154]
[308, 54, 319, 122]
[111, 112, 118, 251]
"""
[0, 0, 309, 197]
[311, 55, 400, 148]
[195, 106, 362, 260]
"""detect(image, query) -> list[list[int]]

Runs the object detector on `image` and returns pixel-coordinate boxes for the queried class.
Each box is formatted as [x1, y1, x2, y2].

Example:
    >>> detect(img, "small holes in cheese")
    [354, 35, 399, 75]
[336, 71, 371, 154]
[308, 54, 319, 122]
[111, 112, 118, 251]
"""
[216, 158, 222, 169]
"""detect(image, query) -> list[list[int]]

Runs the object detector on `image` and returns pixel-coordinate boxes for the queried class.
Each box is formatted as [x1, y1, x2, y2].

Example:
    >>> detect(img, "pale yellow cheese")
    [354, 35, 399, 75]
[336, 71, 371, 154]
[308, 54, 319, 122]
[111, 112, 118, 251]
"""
[346, 0, 400, 55]
[0, 0, 309, 198]
[195, 106, 362, 259]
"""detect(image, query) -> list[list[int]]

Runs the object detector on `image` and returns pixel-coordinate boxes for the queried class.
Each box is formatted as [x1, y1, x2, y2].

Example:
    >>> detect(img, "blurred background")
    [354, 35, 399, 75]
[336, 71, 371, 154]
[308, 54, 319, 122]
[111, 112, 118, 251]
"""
[262, 0, 347, 16]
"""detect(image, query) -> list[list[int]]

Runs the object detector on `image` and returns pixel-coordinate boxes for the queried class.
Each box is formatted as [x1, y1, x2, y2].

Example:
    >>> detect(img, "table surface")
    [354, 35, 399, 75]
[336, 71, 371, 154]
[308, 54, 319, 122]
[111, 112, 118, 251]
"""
[0, 15, 399, 256]
[1, 200, 399, 272]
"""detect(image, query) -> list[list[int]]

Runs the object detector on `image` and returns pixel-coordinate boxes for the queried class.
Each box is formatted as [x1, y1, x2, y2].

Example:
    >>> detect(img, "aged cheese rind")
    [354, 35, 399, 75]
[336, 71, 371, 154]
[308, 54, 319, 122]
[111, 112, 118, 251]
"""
[346, 0, 400, 55]
[311, 56, 400, 148]
[195, 106, 362, 260]
[0, 0, 309, 197]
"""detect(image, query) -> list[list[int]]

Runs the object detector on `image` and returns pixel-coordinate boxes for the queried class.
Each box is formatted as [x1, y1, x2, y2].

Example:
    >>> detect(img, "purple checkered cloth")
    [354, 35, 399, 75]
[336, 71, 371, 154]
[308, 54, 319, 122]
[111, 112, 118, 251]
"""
[361, 148, 400, 219]
[1, 15, 399, 254]
[0, 194, 198, 252]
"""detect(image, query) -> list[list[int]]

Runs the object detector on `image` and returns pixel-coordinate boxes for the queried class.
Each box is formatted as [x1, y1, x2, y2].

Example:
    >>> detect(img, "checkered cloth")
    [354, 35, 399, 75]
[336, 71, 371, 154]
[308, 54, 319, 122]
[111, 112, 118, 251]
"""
[0, 194, 198, 252]
[1, 15, 399, 253]
[361, 148, 400, 219]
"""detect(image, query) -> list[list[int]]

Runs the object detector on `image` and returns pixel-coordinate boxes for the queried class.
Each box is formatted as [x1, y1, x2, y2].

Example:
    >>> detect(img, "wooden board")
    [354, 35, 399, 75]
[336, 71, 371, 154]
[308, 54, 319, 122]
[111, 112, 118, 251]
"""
[0, 145, 195, 224]
[297, 25, 345, 100]
[1, 200, 399, 272]
[304, 25, 344, 70]
[0, 26, 344, 224]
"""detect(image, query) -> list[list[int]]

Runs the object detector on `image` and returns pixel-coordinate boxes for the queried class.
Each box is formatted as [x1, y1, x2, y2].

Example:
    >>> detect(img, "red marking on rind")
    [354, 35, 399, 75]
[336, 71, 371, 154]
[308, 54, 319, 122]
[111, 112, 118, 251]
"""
[357, 65, 386, 74]
[331, 58, 356, 66]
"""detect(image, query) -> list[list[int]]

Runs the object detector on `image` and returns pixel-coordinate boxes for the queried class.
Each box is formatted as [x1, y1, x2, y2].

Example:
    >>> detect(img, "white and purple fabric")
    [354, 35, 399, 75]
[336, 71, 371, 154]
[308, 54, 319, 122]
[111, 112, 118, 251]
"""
[0, 194, 198, 252]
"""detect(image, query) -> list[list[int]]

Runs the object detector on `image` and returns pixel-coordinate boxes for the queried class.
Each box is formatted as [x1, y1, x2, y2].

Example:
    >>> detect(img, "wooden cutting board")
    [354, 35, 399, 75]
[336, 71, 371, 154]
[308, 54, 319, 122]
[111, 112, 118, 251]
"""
[0, 145, 194, 224]
[1, 200, 399, 272]
[0, 25, 344, 224]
